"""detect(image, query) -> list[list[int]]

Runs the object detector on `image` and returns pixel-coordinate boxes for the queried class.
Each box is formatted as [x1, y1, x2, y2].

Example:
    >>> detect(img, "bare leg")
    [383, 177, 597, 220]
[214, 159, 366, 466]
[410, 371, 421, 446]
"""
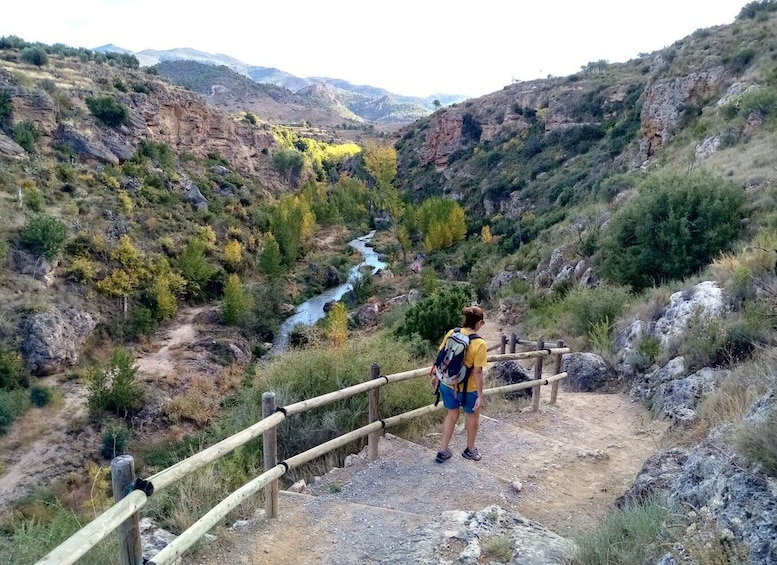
[465, 411, 480, 450]
[440, 408, 460, 452]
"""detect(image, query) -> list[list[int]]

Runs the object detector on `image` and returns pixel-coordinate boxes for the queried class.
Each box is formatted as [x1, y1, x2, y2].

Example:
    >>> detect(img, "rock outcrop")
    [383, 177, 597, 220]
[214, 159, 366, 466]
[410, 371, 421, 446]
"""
[19, 306, 99, 376]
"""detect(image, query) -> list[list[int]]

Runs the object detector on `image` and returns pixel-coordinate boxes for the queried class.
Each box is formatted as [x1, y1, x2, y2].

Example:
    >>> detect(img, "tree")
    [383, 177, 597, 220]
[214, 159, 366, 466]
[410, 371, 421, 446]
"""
[396, 285, 473, 343]
[259, 233, 284, 280]
[362, 142, 407, 260]
[600, 172, 745, 291]
[326, 302, 348, 347]
[20, 46, 48, 67]
[222, 273, 252, 325]
[416, 197, 467, 252]
[178, 239, 218, 300]
[433, 99, 441, 110]
[224, 239, 242, 271]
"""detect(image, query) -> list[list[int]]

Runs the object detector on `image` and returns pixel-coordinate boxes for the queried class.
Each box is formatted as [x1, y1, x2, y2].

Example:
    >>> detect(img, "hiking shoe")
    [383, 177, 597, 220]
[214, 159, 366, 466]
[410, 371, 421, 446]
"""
[462, 447, 482, 461]
[435, 450, 452, 463]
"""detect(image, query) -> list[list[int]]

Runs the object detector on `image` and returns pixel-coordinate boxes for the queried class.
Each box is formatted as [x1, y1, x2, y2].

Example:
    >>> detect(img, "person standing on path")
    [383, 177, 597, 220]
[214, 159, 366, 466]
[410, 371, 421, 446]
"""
[432, 306, 488, 463]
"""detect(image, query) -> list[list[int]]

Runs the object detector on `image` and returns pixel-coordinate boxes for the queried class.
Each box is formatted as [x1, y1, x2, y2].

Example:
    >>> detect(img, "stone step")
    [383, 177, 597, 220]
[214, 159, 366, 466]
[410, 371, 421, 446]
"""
[305, 433, 524, 516]
[187, 490, 433, 565]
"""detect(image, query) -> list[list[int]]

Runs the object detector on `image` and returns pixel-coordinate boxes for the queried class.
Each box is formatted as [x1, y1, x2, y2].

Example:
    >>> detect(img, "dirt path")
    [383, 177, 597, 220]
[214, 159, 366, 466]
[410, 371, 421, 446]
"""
[0, 306, 211, 513]
[188, 391, 667, 564]
[135, 306, 208, 378]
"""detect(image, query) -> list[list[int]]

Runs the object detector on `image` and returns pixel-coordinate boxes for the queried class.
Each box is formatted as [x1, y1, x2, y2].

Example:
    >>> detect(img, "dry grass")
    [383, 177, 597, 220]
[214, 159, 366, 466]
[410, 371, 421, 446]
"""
[697, 347, 777, 431]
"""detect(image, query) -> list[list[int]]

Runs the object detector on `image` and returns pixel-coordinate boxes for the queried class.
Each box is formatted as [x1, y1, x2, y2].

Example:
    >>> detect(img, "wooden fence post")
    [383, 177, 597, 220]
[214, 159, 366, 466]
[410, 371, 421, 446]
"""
[368, 363, 381, 462]
[500, 333, 507, 354]
[551, 339, 564, 404]
[111, 455, 142, 565]
[532, 339, 545, 412]
[510, 333, 517, 354]
[262, 392, 279, 519]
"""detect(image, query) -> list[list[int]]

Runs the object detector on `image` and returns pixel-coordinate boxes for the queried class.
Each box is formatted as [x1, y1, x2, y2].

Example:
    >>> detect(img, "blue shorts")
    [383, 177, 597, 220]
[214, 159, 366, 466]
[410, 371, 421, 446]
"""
[439, 383, 478, 413]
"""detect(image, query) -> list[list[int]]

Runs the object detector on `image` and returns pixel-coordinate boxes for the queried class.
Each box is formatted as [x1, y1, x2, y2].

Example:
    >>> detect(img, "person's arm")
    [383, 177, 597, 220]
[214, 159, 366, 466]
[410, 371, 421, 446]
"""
[472, 366, 484, 408]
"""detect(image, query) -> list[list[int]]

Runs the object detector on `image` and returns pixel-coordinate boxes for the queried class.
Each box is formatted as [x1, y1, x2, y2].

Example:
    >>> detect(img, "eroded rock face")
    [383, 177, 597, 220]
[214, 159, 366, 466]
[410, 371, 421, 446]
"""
[19, 307, 99, 376]
[653, 281, 727, 349]
[639, 67, 727, 159]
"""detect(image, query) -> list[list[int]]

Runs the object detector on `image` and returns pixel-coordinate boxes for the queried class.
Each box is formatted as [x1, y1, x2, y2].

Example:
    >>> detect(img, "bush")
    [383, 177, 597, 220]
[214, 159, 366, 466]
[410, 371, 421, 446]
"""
[100, 423, 131, 459]
[560, 284, 632, 338]
[0, 389, 30, 434]
[0, 89, 12, 128]
[12, 120, 39, 152]
[20, 46, 48, 66]
[86, 348, 143, 418]
[396, 285, 473, 344]
[29, 385, 51, 407]
[571, 496, 669, 565]
[20, 213, 68, 260]
[600, 172, 745, 292]
[0, 348, 27, 390]
[85, 95, 129, 127]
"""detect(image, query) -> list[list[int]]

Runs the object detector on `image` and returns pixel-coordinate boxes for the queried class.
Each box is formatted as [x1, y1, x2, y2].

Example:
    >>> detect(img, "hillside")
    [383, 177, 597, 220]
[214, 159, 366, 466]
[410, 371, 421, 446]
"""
[1, 3, 777, 563]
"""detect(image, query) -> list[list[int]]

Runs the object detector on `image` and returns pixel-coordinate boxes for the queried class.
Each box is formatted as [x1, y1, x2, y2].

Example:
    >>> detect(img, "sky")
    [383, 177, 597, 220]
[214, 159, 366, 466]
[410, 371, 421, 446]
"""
[0, 0, 750, 98]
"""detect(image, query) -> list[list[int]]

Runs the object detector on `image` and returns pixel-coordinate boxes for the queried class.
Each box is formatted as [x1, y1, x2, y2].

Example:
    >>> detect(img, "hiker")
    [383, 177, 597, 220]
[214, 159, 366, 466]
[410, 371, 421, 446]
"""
[432, 306, 487, 463]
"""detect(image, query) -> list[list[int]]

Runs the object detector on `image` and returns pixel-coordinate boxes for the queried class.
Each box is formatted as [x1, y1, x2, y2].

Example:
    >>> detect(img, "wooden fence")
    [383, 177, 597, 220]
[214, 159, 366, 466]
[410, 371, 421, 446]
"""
[36, 335, 569, 565]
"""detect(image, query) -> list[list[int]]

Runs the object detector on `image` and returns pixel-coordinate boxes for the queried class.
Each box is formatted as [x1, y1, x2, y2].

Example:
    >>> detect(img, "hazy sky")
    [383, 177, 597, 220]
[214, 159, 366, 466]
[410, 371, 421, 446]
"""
[0, 0, 749, 98]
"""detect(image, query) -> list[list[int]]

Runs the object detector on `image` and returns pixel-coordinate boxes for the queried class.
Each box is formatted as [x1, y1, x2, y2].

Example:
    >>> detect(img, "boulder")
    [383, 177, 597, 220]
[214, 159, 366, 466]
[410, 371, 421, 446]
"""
[355, 303, 379, 327]
[489, 361, 533, 399]
[653, 281, 727, 350]
[561, 352, 613, 392]
[20, 306, 99, 376]
[11, 247, 57, 284]
[630, 356, 687, 401]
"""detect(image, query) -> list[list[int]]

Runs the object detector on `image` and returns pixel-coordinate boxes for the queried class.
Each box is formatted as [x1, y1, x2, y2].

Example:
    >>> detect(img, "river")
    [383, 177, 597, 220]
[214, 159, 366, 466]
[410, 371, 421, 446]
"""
[273, 230, 387, 350]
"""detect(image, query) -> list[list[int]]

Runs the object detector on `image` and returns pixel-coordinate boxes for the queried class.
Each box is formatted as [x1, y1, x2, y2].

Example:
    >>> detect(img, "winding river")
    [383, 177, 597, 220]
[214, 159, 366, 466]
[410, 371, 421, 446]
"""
[273, 231, 387, 351]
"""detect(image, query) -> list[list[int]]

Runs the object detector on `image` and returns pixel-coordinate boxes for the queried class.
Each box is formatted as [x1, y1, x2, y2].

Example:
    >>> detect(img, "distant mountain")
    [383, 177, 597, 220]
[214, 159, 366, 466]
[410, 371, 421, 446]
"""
[104, 46, 467, 123]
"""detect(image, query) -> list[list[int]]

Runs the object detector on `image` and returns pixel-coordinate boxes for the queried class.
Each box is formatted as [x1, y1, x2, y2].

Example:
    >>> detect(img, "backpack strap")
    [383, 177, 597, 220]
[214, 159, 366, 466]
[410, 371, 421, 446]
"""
[458, 332, 485, 403]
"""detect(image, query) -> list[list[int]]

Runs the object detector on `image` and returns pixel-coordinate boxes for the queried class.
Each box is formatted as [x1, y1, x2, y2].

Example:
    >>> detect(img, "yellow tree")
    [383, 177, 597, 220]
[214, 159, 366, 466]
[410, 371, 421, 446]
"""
[327, 302, 348, 347]
[224, 239, 243, 271]
[362, 141, 408, 262]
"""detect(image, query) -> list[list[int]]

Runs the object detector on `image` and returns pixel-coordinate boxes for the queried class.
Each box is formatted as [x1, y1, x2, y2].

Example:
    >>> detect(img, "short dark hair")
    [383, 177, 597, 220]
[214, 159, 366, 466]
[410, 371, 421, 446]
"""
[462, 306, 484, 329]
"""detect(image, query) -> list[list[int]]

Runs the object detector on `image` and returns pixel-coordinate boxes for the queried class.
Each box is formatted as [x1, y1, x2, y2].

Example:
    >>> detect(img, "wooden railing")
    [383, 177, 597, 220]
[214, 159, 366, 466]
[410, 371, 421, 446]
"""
[36, 335, 569, 565]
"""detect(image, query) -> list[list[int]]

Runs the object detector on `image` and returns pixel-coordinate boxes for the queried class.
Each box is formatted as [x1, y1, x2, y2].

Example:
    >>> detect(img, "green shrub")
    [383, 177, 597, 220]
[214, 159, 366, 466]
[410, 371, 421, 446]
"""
[0, 389, 30, 434]
[0, 348, 27, 390]
[0, 89, 12, 128]
[100, 423, 131, 459]
[24, 187, 44, 211]
[0, 392, 15, 434]
[560, 284, 632, 338]
[29, 385, 52, 407]
[20, 46, 48, 66]
[20, 213, 68, 260]
[600, 172, 745, 292]
[86, 348, 143, 418]
[396, 285, 472, 343]
[85, 95, 129, 127]
[12, 120, 39, 152]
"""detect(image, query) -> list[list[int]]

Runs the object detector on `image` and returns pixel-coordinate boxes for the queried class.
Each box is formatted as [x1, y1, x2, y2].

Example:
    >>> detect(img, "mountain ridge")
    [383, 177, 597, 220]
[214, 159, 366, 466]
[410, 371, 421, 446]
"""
[96, 45, 467, 123]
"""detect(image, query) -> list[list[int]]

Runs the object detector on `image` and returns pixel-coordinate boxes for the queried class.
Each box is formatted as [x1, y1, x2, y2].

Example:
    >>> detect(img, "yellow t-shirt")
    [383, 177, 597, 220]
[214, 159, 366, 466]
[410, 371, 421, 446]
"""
[437, 328, 487, 393]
